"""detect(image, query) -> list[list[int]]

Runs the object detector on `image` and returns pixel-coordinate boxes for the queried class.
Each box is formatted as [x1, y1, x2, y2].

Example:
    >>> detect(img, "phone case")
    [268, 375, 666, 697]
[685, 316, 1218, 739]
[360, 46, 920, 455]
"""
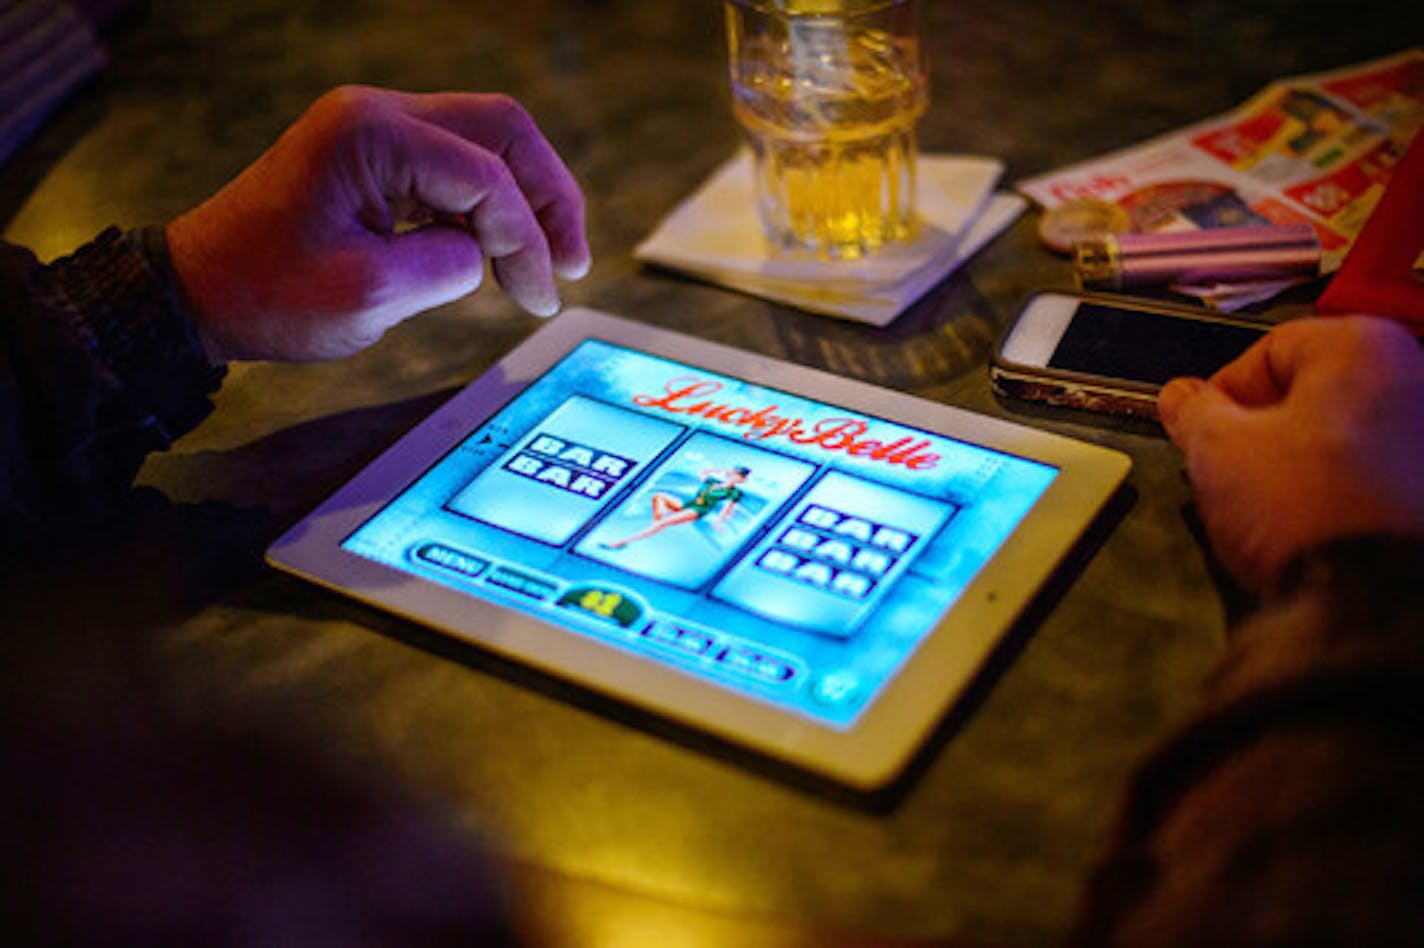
[988, 365, 1160, 420]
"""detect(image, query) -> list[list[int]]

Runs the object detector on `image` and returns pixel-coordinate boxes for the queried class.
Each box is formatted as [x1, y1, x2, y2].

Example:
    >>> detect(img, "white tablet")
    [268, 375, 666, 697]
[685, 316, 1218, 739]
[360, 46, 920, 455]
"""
[268, 307, 1130, 790]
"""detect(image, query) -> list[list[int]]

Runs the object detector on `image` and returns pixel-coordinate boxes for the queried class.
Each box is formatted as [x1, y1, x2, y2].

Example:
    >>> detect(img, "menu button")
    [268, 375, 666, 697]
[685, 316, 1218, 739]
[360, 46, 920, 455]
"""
[413, 542, 490, 580]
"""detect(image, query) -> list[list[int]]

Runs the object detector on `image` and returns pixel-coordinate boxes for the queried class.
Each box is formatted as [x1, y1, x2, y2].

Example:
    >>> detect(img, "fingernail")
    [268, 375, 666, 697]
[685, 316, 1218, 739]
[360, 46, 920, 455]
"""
[557, 255, 592, 281]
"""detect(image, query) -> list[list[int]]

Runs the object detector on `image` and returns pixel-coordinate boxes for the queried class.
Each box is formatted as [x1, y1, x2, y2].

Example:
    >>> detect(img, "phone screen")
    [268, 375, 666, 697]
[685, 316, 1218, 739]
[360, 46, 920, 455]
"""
[1049, 302, 1266, 385]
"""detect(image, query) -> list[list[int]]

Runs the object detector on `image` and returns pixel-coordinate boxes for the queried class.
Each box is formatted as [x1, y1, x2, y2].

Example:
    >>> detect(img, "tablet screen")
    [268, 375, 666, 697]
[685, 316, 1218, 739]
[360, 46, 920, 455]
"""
[342, 340, 1058, 729]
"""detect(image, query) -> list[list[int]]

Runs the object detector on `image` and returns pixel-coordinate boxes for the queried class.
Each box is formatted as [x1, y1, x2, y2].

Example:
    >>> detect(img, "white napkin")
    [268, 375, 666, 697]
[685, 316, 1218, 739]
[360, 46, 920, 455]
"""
[634, 151, 1025, 325]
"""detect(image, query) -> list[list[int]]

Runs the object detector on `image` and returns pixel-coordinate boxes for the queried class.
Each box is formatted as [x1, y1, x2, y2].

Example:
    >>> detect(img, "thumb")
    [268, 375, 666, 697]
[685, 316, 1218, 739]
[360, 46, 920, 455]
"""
[1157, 377, 1203, 431]
[366, 224, 487, 331]
[1158, 376, 1242, 456]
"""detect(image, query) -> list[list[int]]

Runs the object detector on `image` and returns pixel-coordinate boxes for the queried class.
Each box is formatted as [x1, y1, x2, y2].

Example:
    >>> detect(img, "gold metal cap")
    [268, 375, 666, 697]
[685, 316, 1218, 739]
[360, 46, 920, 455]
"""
[1073, 235, 1122, 289]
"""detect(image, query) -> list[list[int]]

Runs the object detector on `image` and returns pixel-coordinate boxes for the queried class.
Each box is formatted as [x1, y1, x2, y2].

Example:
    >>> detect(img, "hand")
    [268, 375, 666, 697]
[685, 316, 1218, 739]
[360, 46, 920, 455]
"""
[1158, 316, 1424, 592]
[166, 86, 590, 363]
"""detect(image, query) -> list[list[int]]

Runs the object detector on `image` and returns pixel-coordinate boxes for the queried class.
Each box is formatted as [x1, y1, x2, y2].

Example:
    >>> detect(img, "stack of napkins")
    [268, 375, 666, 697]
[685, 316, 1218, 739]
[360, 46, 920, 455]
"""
[634, 151, 1025, 326]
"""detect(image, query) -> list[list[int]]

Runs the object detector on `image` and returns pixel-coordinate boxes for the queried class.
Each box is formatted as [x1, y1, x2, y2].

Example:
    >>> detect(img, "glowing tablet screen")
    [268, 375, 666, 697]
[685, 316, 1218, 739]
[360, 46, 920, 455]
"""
[342, 340, 1057, 728]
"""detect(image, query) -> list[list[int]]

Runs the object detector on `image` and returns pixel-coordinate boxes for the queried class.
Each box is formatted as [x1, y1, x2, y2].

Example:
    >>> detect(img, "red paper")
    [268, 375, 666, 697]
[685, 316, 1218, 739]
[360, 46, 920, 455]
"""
[1315, 132, 1424, 332]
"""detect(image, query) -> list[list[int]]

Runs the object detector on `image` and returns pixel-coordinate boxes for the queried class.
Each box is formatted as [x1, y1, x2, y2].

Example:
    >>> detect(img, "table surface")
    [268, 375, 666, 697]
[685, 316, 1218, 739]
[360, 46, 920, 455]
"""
[2, 2, 1406, 943]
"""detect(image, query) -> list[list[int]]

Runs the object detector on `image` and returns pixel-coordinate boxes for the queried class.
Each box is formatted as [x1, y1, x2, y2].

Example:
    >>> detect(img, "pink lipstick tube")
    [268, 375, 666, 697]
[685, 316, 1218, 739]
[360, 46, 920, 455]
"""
[1074, 224, 1321, 289]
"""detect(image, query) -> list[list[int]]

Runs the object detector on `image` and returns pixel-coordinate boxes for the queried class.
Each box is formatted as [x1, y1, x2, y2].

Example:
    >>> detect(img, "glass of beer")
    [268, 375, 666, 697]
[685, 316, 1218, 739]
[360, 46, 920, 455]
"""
[725, 0, 927, 260]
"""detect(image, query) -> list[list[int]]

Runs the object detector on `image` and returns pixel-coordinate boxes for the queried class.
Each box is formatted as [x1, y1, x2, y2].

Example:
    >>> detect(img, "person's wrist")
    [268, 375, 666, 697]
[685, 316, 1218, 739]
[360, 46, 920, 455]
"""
[165, 212, 235, 365]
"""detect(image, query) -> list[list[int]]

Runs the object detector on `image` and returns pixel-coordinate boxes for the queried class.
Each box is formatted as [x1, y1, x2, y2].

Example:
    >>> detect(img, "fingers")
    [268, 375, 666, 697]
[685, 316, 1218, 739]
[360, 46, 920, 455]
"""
[398, 91, 591, 282]
[1158, 376, 1275, 589]
[1207, 316, 1401, 406]
[1158, 376, 1243, 458]
[386, 113, 562, 316]
[1205, 331, 1291, 406]
[1173, 318, 1333, 412]
[240, 85, 590, 330]
[1156, 376, 1203, 436]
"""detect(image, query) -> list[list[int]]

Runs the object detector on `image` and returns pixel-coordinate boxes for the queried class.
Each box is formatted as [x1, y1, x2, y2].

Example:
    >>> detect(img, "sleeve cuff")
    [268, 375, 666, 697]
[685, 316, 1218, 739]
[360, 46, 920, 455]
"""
[1198, 532, 1424, 710]
[52, 225, 226, 445]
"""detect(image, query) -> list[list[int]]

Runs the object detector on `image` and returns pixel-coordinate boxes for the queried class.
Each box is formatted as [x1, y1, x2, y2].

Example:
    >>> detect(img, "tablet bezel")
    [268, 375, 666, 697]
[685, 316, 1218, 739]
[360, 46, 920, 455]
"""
[267, 307, 1130, 790]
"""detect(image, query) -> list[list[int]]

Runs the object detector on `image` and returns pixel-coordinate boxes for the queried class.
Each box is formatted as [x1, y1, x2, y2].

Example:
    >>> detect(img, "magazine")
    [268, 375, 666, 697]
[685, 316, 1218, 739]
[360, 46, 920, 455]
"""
[1018, 48, 1423, 274]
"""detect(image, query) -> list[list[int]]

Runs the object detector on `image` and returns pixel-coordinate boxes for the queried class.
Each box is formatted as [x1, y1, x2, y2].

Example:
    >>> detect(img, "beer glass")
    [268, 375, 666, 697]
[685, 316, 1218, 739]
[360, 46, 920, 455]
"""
[725, 0, 927, 259]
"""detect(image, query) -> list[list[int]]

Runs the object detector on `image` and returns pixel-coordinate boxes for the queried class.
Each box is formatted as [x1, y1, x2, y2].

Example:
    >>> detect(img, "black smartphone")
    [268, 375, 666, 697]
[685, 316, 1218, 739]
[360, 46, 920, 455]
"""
[990, 293, 1270, 419]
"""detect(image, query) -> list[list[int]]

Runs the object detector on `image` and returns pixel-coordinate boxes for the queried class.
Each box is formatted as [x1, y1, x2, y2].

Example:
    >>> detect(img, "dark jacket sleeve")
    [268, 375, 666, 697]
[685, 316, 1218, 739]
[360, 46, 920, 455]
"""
[1072, 535, 1424, 946]
[0, 226, 224, 565]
